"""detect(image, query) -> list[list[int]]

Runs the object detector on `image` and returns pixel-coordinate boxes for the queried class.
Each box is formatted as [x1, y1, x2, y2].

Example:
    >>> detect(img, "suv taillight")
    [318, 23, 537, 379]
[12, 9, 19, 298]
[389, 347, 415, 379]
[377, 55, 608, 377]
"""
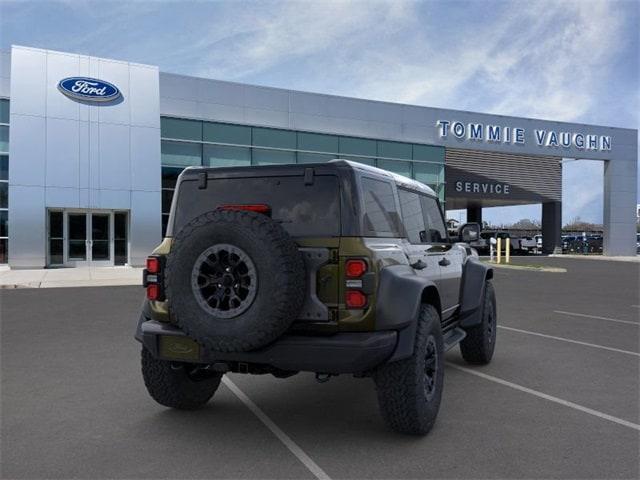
[345, 259, 367, 278]
[146, 257, 160, 274]
[143, 256, 164, 301]
[346, 290, 367, 309]
[146, 283, 161, 301]
[344, 258, 369, 309]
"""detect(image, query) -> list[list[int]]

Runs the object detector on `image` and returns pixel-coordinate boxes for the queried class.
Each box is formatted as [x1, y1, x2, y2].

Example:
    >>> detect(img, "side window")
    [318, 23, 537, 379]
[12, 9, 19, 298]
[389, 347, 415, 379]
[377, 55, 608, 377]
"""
[361, 177, 401, 235]
[420, 195, 448, 243]
[398, 188, 426, 244]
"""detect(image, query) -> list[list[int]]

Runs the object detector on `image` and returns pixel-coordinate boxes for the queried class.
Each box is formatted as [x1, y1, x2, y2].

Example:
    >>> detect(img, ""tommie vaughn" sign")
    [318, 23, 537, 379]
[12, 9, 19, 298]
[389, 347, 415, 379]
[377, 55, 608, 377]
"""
[436, 120, 611, 152]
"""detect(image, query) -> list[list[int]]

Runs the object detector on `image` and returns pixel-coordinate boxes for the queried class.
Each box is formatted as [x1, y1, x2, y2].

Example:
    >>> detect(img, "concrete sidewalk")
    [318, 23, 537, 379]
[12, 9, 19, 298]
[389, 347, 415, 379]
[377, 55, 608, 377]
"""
[0, 266, 143, 289]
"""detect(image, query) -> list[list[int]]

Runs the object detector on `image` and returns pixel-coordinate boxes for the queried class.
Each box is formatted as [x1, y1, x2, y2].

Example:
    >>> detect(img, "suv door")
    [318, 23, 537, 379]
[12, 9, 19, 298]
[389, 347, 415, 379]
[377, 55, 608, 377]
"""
[420, 195, 463, 319]
[397, 188, 442, 278]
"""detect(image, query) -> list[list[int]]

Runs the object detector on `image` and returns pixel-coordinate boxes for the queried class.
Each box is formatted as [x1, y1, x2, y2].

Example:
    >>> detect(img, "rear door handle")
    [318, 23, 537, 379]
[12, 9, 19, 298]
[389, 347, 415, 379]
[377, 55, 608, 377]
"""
[438, 257, 450, 267]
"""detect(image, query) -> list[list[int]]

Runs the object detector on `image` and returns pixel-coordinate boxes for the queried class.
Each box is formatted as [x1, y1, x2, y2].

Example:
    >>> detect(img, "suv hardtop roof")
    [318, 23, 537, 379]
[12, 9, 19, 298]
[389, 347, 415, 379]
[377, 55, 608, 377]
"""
[180, 159, 437, 198]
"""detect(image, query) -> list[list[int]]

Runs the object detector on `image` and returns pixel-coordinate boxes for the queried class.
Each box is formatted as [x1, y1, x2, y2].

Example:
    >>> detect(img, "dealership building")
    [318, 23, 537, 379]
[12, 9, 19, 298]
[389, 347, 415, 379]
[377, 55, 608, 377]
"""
[0, 45, 637, 268]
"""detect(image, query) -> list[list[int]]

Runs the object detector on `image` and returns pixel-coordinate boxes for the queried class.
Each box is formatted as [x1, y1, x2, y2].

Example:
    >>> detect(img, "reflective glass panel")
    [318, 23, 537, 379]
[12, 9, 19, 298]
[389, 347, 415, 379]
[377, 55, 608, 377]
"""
[162, 167, 183, 189]
[413, 162, 444, 185]
[413, 144, 445, 163]
[0, 155, 7, 180]
[49, 211, 63, 238]
[0, 99, 8, 124]
[339, 136, 376, 157]
[162, 190, 174, 214]
[49, 239, 62, 265]
[377, 159, 412, 178]
[161, 141, 201, 166]
[161, 117, 202, 141]
[203, 122, 251, 145]
[340, 156, 376, 166]
[297, 132, 339, 153]
[114, 212, 127, 239]
[114, 212, 128, 265]
[0, 182, 7, 208]
[252, 148, 296, 165]
[297, 152, 334, 164]
[252, 128, 296, 149]
[204, 144, 251, 167]
[0, 238, 7, 263]
[162, 214, 170, 237]
[68, 214, 86, 260]
[377, 141, 411, 160]
[0, 210, 7, 237]
[0, 126, 8, 153]
[91, 214, 110, 261]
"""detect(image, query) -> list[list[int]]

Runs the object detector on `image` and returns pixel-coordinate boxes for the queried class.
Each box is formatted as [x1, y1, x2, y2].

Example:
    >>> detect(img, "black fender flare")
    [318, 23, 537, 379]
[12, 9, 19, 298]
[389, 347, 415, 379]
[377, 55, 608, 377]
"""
[458, 257, 493, 329]
[375, 264, 441, 362]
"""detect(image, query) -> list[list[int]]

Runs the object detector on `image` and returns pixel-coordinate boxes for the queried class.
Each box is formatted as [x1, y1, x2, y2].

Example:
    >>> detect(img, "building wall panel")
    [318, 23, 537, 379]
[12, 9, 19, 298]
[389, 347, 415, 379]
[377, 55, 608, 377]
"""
[46, 117, 80, 188]
[8, 114, 45, 186]
[8, 46, 161, 267]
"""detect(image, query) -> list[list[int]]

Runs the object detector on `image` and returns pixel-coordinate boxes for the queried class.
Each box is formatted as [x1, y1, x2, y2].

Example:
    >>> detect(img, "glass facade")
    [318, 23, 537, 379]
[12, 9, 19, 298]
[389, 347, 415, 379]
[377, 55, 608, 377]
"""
[0, 99, 8, 263]
[160, 116, 445, 235]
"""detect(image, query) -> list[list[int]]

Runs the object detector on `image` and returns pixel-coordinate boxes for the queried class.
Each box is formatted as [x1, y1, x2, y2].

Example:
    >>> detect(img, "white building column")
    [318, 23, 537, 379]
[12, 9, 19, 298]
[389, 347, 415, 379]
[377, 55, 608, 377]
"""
[603, 155, 637, 256]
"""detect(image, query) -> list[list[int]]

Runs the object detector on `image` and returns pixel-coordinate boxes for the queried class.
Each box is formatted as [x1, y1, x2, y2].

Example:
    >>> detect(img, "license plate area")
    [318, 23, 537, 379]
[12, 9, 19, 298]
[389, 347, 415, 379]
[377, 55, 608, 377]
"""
[159, 335, 200, 362]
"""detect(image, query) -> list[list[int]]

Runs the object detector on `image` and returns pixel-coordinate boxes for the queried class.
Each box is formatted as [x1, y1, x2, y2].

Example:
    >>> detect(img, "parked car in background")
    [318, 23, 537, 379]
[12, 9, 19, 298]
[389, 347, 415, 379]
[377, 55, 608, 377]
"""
[534, 234, 543, 253]
[562, 235, 577, 252]
[519, 237, 537, 254]
[563, 235, 603, 254]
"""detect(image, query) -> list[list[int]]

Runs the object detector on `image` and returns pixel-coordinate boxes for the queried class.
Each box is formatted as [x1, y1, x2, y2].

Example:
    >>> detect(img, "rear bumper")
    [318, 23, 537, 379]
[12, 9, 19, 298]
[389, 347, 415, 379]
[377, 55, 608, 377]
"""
[136, 318, 397, 374]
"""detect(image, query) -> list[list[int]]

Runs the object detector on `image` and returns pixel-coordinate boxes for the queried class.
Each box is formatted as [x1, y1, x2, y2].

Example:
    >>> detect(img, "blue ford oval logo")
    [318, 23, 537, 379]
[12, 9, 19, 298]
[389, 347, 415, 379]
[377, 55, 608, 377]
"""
[58, 77, 121, 102]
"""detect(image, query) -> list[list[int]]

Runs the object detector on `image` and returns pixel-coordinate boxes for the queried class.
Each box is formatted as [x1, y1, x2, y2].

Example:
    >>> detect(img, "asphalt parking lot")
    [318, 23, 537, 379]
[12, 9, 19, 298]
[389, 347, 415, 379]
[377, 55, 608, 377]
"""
[1, 257, 639, 479]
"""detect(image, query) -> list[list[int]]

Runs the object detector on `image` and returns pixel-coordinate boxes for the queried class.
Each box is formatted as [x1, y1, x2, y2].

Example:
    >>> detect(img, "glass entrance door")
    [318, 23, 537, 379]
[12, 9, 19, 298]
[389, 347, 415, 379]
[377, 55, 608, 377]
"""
[47, 210, 129, 267]
[67, 213, 88, 265]
[90, 213, 111, 266]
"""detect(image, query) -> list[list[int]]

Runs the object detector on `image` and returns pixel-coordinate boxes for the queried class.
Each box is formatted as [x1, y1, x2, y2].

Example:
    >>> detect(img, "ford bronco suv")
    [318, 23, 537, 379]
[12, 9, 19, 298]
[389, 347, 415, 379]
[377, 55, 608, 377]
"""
[135, 160, 496, 435]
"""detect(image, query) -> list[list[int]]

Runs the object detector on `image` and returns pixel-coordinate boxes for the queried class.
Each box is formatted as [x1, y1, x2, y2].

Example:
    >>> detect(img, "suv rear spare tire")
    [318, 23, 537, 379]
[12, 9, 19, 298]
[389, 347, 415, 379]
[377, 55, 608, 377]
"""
[165, 209, 306, 352]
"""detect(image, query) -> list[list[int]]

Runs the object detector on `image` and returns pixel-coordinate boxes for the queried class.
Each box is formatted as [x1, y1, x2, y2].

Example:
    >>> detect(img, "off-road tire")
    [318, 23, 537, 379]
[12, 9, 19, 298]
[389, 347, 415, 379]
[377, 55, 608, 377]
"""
[460, 281, 497, 365]
[141, 347, 222, 410]
[373, 304, 444, 435]
[165, 209, 306, 352]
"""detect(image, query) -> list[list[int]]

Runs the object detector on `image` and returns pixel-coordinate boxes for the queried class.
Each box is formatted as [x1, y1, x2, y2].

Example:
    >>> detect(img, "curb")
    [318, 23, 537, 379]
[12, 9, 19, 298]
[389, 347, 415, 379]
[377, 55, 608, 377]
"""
[549, 254, 640, 263]
[483, 262, 567, 273]
[0, 280, 142, 289]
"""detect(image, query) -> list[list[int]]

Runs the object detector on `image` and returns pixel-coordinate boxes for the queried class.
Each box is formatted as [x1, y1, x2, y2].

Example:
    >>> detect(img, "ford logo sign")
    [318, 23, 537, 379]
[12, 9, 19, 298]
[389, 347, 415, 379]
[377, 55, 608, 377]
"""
[57, 77, 121, 102]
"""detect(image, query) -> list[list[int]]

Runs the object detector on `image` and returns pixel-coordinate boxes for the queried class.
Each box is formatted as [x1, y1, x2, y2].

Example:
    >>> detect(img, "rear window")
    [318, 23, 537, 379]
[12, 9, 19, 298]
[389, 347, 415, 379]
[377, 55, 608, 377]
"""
[172, 175, 340, 237]
[361, 177, 402, 236]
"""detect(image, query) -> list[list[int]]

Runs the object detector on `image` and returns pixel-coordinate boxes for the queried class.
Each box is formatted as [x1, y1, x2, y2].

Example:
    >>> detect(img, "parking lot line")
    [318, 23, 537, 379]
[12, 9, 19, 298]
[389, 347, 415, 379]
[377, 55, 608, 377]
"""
[554, 310, 639, 326]
[222, 376, 331, 480]
[447, 363, 640, 432]
[497, 325, 640, 357]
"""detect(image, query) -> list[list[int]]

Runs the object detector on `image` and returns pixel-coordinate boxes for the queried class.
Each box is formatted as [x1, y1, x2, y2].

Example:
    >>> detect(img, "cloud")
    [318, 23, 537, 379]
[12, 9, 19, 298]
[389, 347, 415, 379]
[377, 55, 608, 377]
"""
[1, 0, 636, 223]
[189, 1, 417, 81]
[165, 0, 634, 132]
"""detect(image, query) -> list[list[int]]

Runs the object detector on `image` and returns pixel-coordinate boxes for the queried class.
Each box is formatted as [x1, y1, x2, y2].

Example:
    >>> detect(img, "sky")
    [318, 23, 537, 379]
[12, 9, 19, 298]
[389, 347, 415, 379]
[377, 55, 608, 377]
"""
[1, 0, 638, 225]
